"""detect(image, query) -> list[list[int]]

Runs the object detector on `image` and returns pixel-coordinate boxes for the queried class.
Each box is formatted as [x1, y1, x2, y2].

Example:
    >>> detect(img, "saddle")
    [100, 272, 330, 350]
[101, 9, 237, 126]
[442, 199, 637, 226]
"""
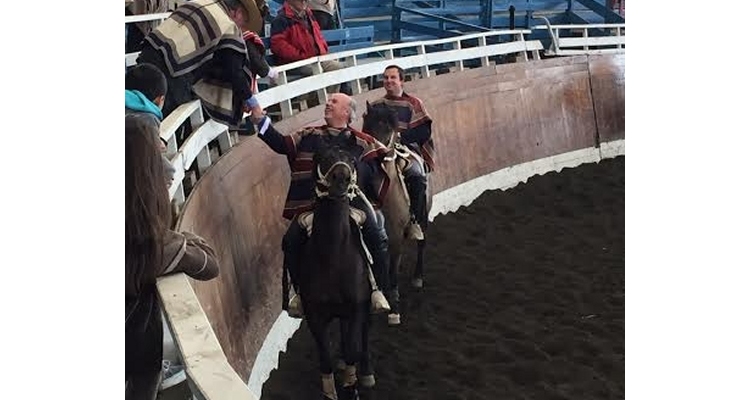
[391, 142, 423, 172]
[297, 207, 373, 265]
[298, 207, 366, 235]
[384, 142, 423, 207]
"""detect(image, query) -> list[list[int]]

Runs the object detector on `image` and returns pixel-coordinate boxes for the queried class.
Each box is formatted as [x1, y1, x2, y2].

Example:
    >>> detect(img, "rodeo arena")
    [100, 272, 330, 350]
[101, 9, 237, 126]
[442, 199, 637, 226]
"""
[124, 0, 624, 399]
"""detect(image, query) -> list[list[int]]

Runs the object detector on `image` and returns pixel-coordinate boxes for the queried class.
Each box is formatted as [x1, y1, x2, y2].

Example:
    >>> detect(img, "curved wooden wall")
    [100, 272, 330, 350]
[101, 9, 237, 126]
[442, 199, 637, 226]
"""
[176, 54, 625, 381]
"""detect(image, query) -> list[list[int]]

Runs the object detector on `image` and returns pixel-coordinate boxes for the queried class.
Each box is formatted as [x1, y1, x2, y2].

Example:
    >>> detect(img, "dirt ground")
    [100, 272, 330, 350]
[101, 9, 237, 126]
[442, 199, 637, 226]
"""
[261, 156, 625, 400]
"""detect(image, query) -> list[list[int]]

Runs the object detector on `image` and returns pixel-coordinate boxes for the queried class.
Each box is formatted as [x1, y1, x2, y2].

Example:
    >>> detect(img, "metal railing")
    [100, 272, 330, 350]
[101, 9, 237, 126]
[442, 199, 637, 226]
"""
[532, 16, 624, 56]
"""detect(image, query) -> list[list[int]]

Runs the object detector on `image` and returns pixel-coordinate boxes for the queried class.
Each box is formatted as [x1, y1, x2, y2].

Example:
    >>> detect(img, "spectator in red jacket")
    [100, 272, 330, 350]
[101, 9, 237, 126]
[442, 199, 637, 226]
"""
[269, 0, 351, 94]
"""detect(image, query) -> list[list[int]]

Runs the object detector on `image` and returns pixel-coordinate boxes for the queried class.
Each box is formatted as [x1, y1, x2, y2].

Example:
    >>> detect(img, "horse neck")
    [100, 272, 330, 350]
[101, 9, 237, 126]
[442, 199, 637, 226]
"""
[367, 125, 394, 148]
[380, 154, 411, 236]
[380, 131, 396, 148]
[311, 197, 352, 249]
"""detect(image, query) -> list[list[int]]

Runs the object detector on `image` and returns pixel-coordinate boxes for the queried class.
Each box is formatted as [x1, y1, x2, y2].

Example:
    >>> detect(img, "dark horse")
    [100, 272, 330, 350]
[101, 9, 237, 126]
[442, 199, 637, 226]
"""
[299, 144, 375, 399]
[362, 101, 432, 326]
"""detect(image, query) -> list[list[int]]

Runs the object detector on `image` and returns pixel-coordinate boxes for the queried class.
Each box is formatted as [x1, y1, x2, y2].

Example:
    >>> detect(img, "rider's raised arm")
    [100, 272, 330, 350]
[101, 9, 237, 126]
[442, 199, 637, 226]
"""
[255, 115, 300, 158]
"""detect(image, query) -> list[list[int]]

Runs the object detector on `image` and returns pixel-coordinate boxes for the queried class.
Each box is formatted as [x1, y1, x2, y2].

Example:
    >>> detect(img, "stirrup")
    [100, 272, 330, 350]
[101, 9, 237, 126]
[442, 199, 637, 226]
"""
[406, 220, 424, 240]
[370, 290, 391, 314]
[287, 293, 304, 319]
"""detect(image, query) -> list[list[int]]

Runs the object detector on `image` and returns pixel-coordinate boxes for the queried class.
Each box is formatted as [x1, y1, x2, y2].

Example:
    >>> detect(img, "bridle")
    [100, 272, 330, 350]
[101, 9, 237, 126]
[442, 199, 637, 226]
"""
[363, 117, 398, 159]
[315, 161, 358, 200]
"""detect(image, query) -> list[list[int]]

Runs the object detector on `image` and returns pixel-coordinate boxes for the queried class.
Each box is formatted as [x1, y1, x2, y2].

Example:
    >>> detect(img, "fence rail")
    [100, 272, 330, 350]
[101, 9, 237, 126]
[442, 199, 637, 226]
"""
[531, 18, 625, 55]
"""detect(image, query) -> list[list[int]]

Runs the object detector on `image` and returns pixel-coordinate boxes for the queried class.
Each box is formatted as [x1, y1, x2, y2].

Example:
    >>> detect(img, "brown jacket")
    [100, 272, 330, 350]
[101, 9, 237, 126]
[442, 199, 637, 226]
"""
[158, 230, 220, 280]
[126, 230, 220, 384]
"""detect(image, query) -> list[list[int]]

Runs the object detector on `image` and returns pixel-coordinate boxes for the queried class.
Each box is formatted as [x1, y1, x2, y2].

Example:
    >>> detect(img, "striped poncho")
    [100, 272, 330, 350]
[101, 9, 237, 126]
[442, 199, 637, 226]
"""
[144, 0, 253, 127]
[258, 122, 391, 220]
[370, 92, 436, 172]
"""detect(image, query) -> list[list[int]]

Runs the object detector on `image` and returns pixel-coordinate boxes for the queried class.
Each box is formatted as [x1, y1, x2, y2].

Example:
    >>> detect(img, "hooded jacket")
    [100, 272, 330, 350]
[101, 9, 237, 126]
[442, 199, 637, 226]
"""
[125, 90, 177, 183]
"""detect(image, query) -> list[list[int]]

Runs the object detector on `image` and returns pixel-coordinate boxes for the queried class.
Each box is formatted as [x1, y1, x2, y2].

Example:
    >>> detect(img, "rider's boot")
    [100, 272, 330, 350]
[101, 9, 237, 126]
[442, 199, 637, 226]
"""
[404, 161, 428, 240]
[351, 195, 392, 313]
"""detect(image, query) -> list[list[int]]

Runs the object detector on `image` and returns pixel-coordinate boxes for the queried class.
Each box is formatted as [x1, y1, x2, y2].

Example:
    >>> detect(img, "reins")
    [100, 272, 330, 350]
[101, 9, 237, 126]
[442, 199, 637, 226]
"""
[315, 161, 358, 200]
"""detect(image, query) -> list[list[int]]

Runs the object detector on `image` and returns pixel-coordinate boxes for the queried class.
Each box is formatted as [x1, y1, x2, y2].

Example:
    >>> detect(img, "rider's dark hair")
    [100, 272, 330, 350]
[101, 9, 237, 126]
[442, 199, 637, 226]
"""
[125, 63, 167, 101]
[384, 65, 405, 81]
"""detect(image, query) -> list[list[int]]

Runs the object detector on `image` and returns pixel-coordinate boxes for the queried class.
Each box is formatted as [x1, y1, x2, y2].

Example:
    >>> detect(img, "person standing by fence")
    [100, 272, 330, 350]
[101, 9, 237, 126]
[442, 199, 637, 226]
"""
[136, 0, 265, 137]
[125, 115, 221, 400]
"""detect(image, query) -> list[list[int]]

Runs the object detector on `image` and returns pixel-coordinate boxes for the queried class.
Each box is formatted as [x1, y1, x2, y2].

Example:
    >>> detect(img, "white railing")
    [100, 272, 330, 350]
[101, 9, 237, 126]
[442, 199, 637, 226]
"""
[255, 29, 542, 117]
[126, 25, 543, 117]
[158, 100, 234, 208]
[128, 23, 621, 400]
[125, 12, 172, 24]
[532, 17, 625, 56]
[125, 13, 172, 65]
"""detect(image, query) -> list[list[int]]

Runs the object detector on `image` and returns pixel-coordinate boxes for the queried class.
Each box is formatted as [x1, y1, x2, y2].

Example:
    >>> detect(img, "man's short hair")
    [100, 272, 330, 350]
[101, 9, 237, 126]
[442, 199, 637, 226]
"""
[384, 65, 405, 81]
[348, 97, 358, 124]
[125, 63, 167, 101]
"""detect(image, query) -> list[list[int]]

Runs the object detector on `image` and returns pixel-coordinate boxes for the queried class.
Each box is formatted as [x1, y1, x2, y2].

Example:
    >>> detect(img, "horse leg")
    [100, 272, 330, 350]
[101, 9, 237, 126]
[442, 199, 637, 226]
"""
[413, 175, 431, 289]
[340, 308, 374, 388]
[335, 317, 352, 374]
[336, 320, 347, 372]
[306, 311, 337, 400]
[338, 304, 369, 400]
[388, 253, 402, 326]
[358, 312, 375, 388]
[412, 236, 426, 289]
[282, 221, 306, 314]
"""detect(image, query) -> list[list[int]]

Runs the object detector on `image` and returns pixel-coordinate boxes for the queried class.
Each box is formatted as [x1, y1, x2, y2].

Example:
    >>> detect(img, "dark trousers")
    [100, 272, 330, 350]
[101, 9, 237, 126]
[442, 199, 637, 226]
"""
[282, 195, 390, 308]
[402, 158, 428, 227]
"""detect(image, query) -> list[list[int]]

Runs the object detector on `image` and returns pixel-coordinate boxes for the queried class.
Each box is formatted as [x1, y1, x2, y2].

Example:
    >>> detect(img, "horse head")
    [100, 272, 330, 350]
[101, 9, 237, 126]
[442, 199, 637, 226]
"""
[314, 145, 359, 201]
[363, 101, 399, 148]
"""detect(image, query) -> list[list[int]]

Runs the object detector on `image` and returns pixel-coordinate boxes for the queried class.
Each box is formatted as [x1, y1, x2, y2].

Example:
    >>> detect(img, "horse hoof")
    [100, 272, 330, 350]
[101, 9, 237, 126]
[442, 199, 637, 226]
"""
[411, 277, 423, 288]
[387, 313, 401, 325]
[359, 374, 376, 388]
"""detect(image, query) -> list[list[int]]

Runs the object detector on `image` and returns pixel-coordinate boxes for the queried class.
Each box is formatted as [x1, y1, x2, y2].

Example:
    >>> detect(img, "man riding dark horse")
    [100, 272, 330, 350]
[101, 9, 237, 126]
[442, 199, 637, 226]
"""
[251, 93, 393, 316]
[299, 145, 377, 399]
